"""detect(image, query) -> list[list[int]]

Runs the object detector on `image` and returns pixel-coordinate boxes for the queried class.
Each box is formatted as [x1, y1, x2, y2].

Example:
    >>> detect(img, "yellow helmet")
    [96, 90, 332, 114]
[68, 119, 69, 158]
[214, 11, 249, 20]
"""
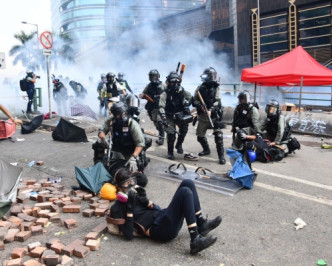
[100, 183, 117, 201]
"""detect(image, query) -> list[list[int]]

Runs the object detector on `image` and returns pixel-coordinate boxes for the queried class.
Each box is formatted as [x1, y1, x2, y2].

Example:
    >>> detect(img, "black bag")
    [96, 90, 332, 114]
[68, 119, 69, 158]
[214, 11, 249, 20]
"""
[287, 137, 301, 153]
[267, 147, 285, 161]
[19, 78, 28, 91]
[175, 111, 193, 125]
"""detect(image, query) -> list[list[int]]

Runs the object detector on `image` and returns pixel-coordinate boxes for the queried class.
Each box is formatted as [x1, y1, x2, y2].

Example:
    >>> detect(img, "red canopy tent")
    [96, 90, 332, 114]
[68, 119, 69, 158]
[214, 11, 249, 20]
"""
[241, 46, 332, 108]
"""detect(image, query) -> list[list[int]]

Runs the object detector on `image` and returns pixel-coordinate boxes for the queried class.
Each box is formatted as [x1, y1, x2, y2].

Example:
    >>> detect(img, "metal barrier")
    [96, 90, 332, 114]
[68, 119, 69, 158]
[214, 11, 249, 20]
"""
[33, 87, 42, 112]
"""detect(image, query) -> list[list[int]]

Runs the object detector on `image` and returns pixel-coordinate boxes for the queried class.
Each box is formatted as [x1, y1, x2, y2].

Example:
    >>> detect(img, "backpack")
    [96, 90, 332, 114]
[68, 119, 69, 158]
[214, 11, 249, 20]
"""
[287, 137, 301, 153]
[267, 147, 285, 161]
[19, 78, 28, 91]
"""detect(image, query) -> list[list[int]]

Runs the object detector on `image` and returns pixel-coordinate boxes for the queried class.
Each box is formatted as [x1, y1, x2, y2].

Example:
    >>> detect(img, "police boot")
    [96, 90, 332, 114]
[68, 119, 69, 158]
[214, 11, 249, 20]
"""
[197, 136, 210, 156]
[155, 124, 165, 145]
[215, 133, 226, 165]
[167, 134, 176, 160]
[175, 134, 186, 154]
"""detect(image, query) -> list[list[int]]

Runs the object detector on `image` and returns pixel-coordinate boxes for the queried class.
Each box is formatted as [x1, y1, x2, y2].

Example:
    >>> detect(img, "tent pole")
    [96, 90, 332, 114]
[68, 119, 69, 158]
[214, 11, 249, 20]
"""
[254, 83, 257, 103]
[259, 85, 262, 106]
[298, 76, 303, 112]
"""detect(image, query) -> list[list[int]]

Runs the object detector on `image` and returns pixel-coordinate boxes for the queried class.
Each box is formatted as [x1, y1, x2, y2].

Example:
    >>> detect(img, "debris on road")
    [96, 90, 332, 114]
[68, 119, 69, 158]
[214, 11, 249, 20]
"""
[294, 218, 307, 230]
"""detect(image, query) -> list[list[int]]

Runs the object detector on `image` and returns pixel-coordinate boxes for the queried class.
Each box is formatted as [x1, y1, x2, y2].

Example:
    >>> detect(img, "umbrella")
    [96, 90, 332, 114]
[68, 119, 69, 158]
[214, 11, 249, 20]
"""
[21, 115, 43, 134]
[71, 103, 98, 121]
[226, 149, 255, 189]
[0, 120, 16, 139]
[75, 162, 112, 194]
[52, 118, 88, 142]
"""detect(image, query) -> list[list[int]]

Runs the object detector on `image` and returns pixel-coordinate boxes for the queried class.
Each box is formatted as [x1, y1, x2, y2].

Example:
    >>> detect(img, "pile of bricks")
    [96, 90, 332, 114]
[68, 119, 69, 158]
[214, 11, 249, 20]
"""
[0, 178, 110, 265]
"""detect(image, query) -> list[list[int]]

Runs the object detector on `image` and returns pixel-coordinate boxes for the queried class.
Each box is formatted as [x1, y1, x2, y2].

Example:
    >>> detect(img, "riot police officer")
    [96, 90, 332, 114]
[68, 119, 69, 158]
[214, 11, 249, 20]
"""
[193, 67, 226, 165]
[232, 91, 261, 150]
[101, 72, 122, 115]
[98, 102, 145, 172]
[139, 69, 166, 145]
[117, 72, 133, 94]
[159, 71, 192, 160]
[97, 73, 107, 117]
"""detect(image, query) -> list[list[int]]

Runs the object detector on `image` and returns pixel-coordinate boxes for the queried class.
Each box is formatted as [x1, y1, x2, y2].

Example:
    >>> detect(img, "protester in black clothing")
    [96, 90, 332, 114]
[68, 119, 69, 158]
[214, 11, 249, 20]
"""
[107, 168, 222, 254]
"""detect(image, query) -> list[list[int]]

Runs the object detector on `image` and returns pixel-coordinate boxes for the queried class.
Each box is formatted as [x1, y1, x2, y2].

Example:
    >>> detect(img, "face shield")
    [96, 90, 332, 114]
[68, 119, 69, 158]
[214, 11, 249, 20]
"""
[126, 95, 139, 108]
[149, 74, 159, 83]
[118, 74, 124, 82]
[169, 79, 180, 91]
[266, 105, 278, 115]
[200, 73, 209, 83]
[118, 176, 137, 192]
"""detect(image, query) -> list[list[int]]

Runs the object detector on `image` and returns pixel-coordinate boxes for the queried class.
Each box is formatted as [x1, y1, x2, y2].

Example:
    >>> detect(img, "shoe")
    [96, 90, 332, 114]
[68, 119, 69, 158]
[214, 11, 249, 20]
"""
[176, 144, 183, 154]
[155, 138, 164, 145]
[218, 157, 226, 165]
[198, 215, 222, 236]
[167, 152, 175, 160]
[198, 149, 210, 156]
[190, 234, 217, 255]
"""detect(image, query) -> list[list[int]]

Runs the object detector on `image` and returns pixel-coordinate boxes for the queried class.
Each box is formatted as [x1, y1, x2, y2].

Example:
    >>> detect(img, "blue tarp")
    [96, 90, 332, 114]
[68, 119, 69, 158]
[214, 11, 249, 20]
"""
[226, 149, 255, 189]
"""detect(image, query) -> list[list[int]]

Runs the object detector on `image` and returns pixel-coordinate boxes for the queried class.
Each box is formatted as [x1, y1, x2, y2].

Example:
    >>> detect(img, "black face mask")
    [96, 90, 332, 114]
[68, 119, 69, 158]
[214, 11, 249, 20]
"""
[114, 113, 129, 126]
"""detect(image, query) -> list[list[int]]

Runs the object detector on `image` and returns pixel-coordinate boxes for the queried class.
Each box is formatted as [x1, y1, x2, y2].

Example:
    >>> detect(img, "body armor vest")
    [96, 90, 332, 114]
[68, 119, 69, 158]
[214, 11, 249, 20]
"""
[233, 103, 253, 129]
[165, 87, 185, 115]
[112, 118, 136, 154]
[265, 115, 279, 140]
[145, 82, 163, 110]
[198, 83, 217, 110]
[106, 82, 119, 97]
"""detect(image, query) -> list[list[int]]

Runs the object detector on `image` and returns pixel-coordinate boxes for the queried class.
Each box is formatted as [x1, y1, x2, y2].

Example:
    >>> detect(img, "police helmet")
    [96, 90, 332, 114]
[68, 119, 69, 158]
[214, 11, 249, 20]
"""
[265, 99, 280, 116]
[200, 67, 217, 83]
[148, 69, 160, 83]
[166, 71, 180, 83]
[117, 72, 124, 81]
[106, 72, 115, 83]
[125, 94, 140, 108]
[101, 73, 106, 79]
[110, 101, 126, 116]
[237, 92, 247, 102]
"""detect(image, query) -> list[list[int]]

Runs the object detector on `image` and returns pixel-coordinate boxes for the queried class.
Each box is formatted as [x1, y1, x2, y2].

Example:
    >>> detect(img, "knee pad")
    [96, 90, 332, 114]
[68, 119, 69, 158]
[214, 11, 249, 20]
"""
[214, 132, 223, 144]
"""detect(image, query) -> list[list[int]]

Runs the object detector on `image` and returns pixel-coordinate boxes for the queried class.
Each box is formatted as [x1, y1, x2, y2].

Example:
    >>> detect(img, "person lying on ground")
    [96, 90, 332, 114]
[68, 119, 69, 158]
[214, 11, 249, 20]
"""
[106, 168, 222, 254]
[0, 104, 23, 125]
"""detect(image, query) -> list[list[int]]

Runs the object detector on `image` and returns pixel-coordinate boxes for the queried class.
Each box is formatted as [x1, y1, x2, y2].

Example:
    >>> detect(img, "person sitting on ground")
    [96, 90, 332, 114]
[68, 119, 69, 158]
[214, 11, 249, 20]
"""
[0, 104, 22, 125]
[106, 168, 222, 254]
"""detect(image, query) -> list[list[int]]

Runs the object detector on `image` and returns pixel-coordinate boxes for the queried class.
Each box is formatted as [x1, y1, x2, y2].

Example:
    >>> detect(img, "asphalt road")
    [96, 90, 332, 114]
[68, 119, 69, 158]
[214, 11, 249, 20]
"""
[0, 112, 331, 266]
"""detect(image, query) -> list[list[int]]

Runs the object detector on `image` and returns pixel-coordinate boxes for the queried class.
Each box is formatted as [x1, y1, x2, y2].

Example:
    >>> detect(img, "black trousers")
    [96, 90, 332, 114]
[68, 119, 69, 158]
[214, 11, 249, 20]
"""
[149, 179, 201, 242]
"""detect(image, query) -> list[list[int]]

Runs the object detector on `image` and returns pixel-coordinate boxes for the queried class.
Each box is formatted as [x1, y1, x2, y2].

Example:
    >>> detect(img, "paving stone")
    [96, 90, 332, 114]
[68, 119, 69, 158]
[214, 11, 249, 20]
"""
[11, 247, 28, 258]
[85, 239, 100, 251]
[15, 231, 32, 242]
[73, 245, 90, 258]
[29, 246, 47, 258]
[64, 219, 77, 229]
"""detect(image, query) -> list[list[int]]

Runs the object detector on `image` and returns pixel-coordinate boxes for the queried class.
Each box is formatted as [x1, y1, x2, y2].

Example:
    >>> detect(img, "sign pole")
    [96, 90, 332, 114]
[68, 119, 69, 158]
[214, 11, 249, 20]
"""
[46, 55, 52, 119]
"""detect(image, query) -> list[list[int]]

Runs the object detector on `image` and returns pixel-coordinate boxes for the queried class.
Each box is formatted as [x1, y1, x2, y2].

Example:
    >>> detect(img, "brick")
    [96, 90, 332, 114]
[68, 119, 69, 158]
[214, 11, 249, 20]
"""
[15, 231, 32, 242]
[64, 219, 77, 229]
[44, 194, 54, 201]
[83, 209, 94, 217]
[18, 213, 37, 223]
[23, 259, 43, 266]
[7, 216, 23, 226]
[28, 241, 42, 252]
[10, 205, 23, 216]
[50, 204, 59, 213]
[36, 161, 44, 166]
[49, 197, 59, 202]
[59, 255, 74, 266]
[98, 199, 109, 204]
[47, 212, 60, 221]
[0, 226, 9, 240]
[26, 179, 37, 185]
[34, 202, 52, 210]
[52, 184, 64, 190]
[62, 205, 81, 213]
[30, 246, 47, 258]
[89, 203, 99, 210]
[92, 223, 107, 235]
[70, 197, 81, 203]
[50, 242, 65, 254]
[89, 197, 99, 203]
[31, 225, 43, 236]
[41, 249, 60, 265]
[62, 201, 74, 207]
[41, 181, 52, 187]
[22, 207, 33, 216]
[84, 232, 99, 241]
[0, 220, 13, 227]
[38, 190, 50, 195]
[46, 238, 60, 249]
[0, 240, 4, 250]
[62, 239, 85, 257]
[98, 203, 110, 209]
[4, 228, 20, 243]
[73, 245, 90, 258]
[22, 222, 34, 231]
[32, 207, 41, 217]
[94, 208, 107, 217]
[61, 197, 71, 202]
[86, 239, 100, 251]
[53, 200, 63, 206]
[37, 194, 45, 203]
[36, 218, 49, 227]
[11, 247, 28, 258]
[38, 209, 50, 218]
[5, 258, 22, 266]
[16, 194, 29, 203]
[83, 194, 93, 200]
[73, 190, 88, 197]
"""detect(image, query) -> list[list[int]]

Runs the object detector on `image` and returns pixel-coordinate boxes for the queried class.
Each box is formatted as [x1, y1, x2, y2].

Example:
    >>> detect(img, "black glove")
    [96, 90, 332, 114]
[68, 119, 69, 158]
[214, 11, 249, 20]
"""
[136, 157, 144, 172]
[184, 107, 190, 115]
[126, 189, 137, 213]
[135, 186, 149, 207]
[160, 114, 167, 126]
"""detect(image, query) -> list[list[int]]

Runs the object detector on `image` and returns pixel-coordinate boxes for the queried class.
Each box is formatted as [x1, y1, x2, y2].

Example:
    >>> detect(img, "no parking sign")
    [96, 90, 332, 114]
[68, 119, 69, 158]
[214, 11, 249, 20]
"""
[39, 31, 53, 49]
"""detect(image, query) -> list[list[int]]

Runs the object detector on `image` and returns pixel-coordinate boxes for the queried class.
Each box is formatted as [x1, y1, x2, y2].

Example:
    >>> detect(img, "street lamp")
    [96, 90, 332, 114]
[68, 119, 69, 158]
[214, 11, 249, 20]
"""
[21, 21, 39, 43]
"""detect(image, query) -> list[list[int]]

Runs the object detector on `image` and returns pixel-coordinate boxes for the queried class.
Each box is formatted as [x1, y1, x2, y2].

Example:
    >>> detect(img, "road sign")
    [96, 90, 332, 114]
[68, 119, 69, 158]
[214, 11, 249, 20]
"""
[43, 49, 52, 56]
[40, 31, 53, 49]
[0, 52, 5, 69]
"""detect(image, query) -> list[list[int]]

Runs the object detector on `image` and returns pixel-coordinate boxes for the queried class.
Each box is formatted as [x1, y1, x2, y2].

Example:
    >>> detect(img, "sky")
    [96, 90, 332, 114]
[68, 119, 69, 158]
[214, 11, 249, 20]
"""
[0, 0, 51, 77]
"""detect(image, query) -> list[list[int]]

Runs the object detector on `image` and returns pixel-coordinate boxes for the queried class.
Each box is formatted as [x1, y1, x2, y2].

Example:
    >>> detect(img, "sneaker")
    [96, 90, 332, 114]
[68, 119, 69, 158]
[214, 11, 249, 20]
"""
[190, 234, 217, 255]
[198, 215, 222, 236]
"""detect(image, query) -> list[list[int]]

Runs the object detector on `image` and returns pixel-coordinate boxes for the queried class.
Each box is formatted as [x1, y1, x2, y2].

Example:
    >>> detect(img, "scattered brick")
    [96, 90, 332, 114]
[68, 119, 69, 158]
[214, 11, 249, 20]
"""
[15, 231, 32, 242]
[34, 202, 52, 210]
[61, 197, 71, 202]
[62, 205, 81, 213]
[60, 255, 74, 266]
[84, 232, 99, 241]
[11, 247, 28, 258]
[36, 218, 49, 227]
[83, 209, 94, 217]
[41, 249, 59, 265]
[22, 222, 34, 231]
[52, 184, 64, 190]
[92, 223, 107, 235]
[50, 204, 59, 212]
[38, 209, 50, 218]
[86, 239, 101, 251]
[16, 194, 29, 203]
[46, 238, 60, 249]
[22, 259, 43, 266]
[53, 200, 63, 206]
[30, 246, 47, 258]
[32, 207, 41, 217]
[64, 219, 77, 229]
[26, 179, 37, 185]
[18, 213, 37, 223]
[4, 228, 20, 243]
[37, 194, 45, 203]
[22, 207, 33, 216]
[4, 258, 22, 266]
[0, 221, 13, 227]
[98, 203, 110, 209]
[62, 239, 85, 257]
[31, 225, 43, 236]
[89, 197, 99, 203]
[98, 199, 109, 204]
[47, 212, 60, 221]
[73, 245, 90, 258]
[89, 203, 99, 210]
[83, 194, 93, 200]
[0, 226, 9, 240]
[94, 208, 107, 217]
[50, 242, 65, 254]
[7, 216, 23, 226]
[36, 161, 44, 166]
[73, 190, 88, 197]
[10, 205, 23, 216]
[70, 197, 82, 203]
[0, 240, 4, 250]
[28, 241, 42, 252]
[41, 181, 52, 187]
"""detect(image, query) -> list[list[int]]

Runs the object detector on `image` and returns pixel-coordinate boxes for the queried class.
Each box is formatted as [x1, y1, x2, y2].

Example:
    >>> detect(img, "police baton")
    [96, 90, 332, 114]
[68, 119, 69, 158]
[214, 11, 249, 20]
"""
[197, 91, 214, 128]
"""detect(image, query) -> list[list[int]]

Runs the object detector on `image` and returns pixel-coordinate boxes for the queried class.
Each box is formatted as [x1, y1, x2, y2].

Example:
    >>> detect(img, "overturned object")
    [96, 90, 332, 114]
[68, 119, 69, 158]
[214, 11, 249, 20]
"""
[0, 120, 16, 139]
[21, 115, 43, 134]
[52, 118, 88, 142]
